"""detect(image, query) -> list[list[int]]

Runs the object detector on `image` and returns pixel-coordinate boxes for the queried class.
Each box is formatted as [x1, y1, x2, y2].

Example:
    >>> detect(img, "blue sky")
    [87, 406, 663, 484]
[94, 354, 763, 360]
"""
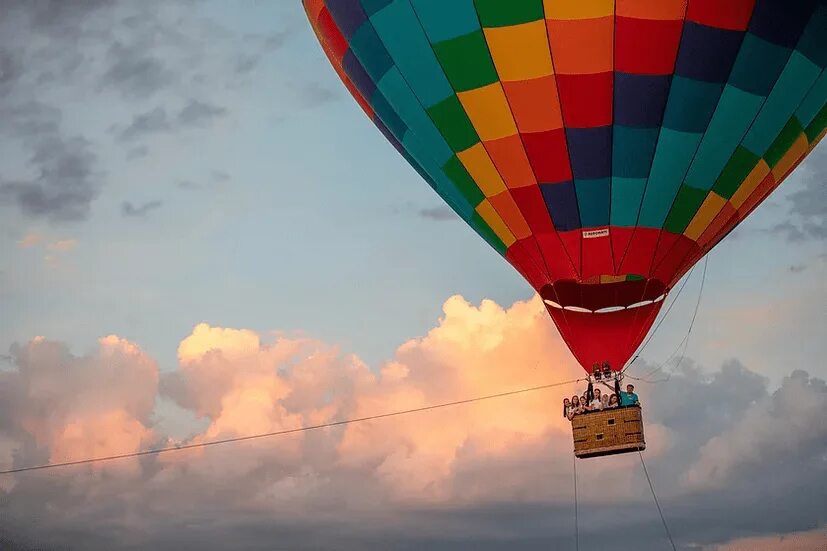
[1, 2, 826, 549]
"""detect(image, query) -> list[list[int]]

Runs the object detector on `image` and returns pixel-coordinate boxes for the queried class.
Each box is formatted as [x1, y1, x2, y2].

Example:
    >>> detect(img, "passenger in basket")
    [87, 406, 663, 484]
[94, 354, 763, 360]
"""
[590, 388, 603, 410]
[619, 383, 639, 407]
[563, 398, 571, 418]
[567, 395, 582, 420]
[608, 394, 619, 408]
[601, 393, 610, 410]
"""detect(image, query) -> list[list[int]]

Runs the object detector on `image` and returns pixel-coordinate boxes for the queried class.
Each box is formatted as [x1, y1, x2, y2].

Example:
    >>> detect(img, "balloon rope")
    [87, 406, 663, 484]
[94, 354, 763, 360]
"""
[623, 254, 707, 376]
[1, 377, 586, 476]
[573, 452, 580, 551]
[639, 451, 678, 551]
[628, 255, 708, 383]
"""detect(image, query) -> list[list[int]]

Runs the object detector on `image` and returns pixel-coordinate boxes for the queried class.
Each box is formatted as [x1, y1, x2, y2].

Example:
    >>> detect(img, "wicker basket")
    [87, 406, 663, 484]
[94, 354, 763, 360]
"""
[571, 406, 645, 458]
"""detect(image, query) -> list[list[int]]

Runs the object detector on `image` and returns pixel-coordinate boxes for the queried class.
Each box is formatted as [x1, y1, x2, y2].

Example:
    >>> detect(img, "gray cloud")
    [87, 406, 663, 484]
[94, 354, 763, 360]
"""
[210, 170, 229, 183]
[176, 179, 201, 190]
[126, 144, 149, 160]
[177, 100, 227, 126]
[0, 135, 99, 222]
[116, 101, 226, 141]
[176, 170, 229, 191]
[118, 107, 171, 141]
[771, 147, 827, 242]
[0, 0, 294, 223]
[0, 48, 21, 91]
[121, 199, 162, 218]
[683, 369, 827, 490]
[294, 81, 339, 109]
[7, 0, 112, 34]
[419, 206, 458, 222]
[101, 41, 175, 100]
[234, 31, 291, 75]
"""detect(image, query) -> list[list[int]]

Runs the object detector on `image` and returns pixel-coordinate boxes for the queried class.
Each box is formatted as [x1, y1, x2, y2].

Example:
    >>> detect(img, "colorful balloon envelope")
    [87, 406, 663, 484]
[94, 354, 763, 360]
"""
[303, 0, 827, 374]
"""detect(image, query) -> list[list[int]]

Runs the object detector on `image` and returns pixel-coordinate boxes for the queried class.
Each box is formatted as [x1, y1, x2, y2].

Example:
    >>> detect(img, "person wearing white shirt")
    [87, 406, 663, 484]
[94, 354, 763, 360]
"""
[590, 388, 603, 410]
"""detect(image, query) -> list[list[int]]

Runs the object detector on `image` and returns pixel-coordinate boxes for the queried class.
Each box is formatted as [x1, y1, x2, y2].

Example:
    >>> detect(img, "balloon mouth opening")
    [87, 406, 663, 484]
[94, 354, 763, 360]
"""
[540, 277, 667, 314]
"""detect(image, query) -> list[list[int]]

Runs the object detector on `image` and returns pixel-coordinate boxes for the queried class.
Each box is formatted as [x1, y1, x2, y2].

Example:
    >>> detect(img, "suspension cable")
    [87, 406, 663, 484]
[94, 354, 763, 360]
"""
[625, 255, 709, 380]
[0, 377, 585, 476]
[636, 256, 709, 383]
[573, 452, 579, 551]
[622, 264, 697, 374]
[638, 451, 677, 551]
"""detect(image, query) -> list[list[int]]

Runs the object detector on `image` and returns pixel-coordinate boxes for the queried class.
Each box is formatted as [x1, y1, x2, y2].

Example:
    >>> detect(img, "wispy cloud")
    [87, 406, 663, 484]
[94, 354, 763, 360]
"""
[177, 100, 227, 126]
[704, 527, 827, 551]
[419, 206, 458, 222]
[0, 0, 298, 224]
[291, 81, 339, 109]
[46, 239, 77, 252]
[121, 200, 162, 218]
[116, 100, 227, 141]
[0, 133, 100, 223]
[16, 233, 42, 248]
[176, 170, 230, 192]
[770, 148, 827, 242]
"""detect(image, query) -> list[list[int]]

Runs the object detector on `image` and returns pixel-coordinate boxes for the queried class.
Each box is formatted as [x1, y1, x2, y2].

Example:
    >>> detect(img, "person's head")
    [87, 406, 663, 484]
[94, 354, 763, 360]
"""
[609, 394, 618, 405]
[602, 394, 609, 403]
[627, 384, 635, 393]
[594, 388, 601, 398]
[572, 396, 580, 406]
[564, 398, 570, 406]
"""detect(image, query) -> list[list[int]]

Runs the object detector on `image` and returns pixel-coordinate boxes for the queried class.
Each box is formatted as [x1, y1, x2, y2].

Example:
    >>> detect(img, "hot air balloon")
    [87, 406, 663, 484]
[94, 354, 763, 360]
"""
[302, 0, 826, 436]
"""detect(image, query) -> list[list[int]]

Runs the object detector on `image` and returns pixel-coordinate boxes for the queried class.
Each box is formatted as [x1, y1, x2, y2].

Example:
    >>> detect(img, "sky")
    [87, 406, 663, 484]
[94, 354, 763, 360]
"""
[0, 1, 826, 550]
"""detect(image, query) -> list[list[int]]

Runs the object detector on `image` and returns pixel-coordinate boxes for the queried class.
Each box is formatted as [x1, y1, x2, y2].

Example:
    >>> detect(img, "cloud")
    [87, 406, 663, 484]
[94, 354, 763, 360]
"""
[0, 335, 159, 482]
[176, 170, 229, 191]
[0, 135, 99, 222]
[14, 234, 77, 255]
[292, 81, 339, 109]
[176, 179, 200, 190]
[177, 100, 227, 126]
[771, 147, 827, 242]
[0, 48, 22, 91]
[210, 170, 229, 183]
[46, 239, 78, 252]
[117, 107, 171, 141]
[101, 41, 175, 100]
[15, 233, 42, 248]
[116, 101, 227, 141]
[419, 206, 458, 221]
[1, 297, 825, 550]
[121, 199, 162, 218]
[703, 526, 827, 551]
[233, 31, 291, 75]
[0, 0, 296, 224]
[682, 369, 827, 490]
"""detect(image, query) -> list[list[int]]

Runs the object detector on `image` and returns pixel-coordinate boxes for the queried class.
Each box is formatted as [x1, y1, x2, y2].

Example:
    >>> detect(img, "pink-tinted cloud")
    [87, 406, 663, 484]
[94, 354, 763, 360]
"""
[46, 238, 78, 252]
[155, 296, 594, 506]
[1, 295, 824, 550]
[16, 233, 42, 247]
[703, 526, 827, 550]
[0, 335, 159, 484]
